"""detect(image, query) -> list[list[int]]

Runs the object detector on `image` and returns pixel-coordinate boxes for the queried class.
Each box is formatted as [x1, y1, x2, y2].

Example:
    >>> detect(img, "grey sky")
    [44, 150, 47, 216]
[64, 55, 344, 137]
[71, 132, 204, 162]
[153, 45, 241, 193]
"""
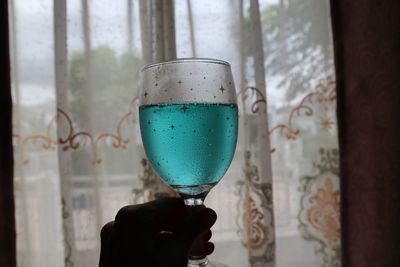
[12, 0, 284, 107]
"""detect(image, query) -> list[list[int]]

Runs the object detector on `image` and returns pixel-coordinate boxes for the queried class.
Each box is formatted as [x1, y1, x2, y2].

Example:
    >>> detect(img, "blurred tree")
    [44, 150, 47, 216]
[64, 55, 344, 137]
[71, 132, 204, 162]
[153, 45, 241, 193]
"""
[238, 0, 333, 101]
[68, 46, 142, 174]
[69, 45, 142, 132]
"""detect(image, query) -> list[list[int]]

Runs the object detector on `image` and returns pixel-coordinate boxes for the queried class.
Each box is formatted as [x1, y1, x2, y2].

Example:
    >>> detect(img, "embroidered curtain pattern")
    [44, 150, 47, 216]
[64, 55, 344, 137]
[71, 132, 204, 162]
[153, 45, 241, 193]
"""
[9, 0, 339, 266]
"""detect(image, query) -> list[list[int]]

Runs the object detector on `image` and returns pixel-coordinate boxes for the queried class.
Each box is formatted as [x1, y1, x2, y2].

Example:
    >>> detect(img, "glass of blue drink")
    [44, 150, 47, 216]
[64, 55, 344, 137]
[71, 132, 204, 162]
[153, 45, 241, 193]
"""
[139, 58, 238, 267]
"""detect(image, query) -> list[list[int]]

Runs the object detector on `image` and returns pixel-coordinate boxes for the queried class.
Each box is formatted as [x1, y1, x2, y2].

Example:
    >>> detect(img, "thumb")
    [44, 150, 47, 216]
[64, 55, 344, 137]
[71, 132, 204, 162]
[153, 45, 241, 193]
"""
[99, 221, 113, 267]
[169, 208, 217, 255]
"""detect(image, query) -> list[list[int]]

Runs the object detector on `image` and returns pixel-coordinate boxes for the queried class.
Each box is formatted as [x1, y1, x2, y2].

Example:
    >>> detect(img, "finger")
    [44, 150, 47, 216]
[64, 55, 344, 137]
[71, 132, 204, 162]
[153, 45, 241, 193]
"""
[114, 197, 186, 233]
[169, 208, 217, 256]
[145, 197, 186, 220]
[156, 231, 173, 243]
[188, 230, 213, 256]
[189, 242, 215, 257]
[204, 242, 215, 255]
[146, 197, 187, 232]
[157, 230, 211, 244]
[202, 230, 212, 241]
[111, 197, 188, 259]
[99, 221, 114, 267]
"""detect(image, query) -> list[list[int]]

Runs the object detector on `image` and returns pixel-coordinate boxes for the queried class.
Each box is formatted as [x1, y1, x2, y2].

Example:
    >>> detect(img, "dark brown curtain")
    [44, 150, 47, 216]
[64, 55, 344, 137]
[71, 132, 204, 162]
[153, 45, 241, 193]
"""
[0, 0, 16, 266]
[331, 1, 400, 266]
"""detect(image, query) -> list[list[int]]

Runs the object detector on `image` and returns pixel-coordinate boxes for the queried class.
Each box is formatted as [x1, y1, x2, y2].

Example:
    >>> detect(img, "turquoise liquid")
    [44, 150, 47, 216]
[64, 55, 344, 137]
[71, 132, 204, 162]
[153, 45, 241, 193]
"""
[139, 103, 238, 190]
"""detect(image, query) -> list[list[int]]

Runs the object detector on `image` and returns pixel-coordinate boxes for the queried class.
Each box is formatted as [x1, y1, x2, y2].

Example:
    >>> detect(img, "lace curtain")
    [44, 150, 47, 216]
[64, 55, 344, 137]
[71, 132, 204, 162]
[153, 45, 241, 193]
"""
[10, 0, 339, 266]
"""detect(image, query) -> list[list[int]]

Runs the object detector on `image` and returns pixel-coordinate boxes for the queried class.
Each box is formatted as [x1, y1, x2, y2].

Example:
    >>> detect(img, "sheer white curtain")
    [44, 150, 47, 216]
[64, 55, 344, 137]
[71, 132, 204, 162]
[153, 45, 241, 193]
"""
[10, 0, 339, 266]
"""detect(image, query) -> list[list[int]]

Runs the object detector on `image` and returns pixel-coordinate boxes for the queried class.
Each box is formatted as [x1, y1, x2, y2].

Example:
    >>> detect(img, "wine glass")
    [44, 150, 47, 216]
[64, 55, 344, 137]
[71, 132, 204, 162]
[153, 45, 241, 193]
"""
[139, 58, 238, 267]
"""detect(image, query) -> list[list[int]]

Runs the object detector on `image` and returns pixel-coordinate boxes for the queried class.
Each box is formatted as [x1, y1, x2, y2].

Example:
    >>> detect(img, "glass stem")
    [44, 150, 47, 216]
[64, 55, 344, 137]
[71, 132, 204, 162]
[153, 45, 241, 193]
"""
[184, 197, 204, 206]
[184, 197, 209, 267]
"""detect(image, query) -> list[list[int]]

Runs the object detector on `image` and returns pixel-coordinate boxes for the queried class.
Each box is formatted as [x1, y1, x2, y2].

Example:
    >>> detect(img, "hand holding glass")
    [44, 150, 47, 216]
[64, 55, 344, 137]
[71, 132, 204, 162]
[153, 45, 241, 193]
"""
[139, 59, 238, 267]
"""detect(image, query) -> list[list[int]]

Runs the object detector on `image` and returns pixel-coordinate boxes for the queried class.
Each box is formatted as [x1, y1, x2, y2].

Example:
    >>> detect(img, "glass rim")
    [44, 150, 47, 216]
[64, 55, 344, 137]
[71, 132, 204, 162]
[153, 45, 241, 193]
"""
[142, 58, 230, 71]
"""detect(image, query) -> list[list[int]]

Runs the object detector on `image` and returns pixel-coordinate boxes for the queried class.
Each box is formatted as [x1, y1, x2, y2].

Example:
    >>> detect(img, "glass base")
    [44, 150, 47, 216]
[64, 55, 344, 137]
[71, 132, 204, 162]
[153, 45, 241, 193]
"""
[188, 257, 228, 267]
